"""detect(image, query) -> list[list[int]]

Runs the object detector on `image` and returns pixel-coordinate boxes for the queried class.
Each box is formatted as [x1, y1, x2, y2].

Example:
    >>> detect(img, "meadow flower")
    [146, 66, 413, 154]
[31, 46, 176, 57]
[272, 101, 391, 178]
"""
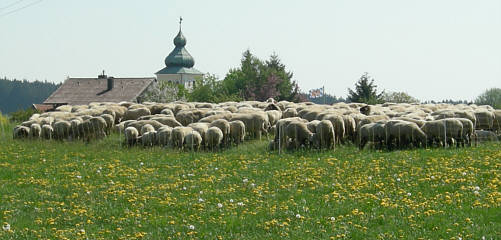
[474, 186, 480, 191]
[462, 172, 467, 176]
[76, 175, 82, 179]
[79, 229, 85, 234]
[198, 198, 204, 203]
[217, 203, 223, 208]
[237, 202, 244, 206]
[330, 217, 336, 221]
[2, 223, 10, 231]
[140, 162, 144, 166]
[396, 178, 401, 182]
[368, 176, 372, 180]
[407, 192, 411, 197]
[431, 175, 435, 180]
[229, 199, 234, 203]
[295, 214, 301, 219]
[182, 187, 187, 190]
[188, 225, 195, 230]
[243, 178, 248, 183]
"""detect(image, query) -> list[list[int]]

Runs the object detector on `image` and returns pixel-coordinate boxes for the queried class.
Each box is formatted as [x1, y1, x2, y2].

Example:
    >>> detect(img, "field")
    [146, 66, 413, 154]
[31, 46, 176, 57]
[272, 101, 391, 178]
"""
[0, 123, 500, 239]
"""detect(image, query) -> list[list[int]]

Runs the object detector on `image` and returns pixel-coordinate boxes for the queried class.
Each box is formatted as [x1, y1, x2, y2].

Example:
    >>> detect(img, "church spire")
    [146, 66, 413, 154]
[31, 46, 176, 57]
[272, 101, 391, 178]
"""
[164, 17, 194, 68]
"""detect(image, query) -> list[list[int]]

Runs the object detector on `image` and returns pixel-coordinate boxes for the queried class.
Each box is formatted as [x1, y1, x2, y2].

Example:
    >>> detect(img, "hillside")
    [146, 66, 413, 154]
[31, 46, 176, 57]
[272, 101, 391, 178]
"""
[0, 78, 60, 114]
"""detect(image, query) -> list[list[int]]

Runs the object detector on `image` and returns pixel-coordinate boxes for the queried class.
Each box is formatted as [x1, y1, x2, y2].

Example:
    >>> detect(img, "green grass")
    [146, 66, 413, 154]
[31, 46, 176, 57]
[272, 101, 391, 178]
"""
[0, 122, 500, 239]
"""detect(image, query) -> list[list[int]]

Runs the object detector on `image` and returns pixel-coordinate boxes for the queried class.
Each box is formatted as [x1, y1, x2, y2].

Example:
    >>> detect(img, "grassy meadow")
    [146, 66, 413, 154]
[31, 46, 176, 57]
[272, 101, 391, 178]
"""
[0, 122, 500, 239]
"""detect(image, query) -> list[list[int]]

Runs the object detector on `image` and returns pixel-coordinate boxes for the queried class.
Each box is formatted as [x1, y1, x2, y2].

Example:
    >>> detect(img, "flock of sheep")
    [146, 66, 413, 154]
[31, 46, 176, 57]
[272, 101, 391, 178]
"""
[12, 99, 501, 151]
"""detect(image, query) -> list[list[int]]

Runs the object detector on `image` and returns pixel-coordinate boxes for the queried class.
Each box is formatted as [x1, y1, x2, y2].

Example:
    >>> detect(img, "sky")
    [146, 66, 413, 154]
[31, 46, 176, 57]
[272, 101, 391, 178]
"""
[1, 0, 500, 102]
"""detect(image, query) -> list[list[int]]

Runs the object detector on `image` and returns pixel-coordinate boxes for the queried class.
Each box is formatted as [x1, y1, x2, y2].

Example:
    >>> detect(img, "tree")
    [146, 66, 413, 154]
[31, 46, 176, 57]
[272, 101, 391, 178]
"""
[140, 80, 185, 103]
[188, 74, 242, 103]
[223, 50, 301, 102]
[475, 88, 501, 109]
[347, 73, 384, 104]
[383, 91, 419, 103]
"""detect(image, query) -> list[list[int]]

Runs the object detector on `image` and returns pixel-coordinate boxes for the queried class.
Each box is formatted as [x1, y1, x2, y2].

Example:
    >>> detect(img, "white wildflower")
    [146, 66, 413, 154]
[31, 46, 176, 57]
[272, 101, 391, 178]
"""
[76, 175, 82, 179]
[407, 192, 412, 197]
[229, 199, 234, 203]
[188, 225, 195, 230]
[330, 217, 336, 221]
[198, 198, 204, 203]
[237, 202, 244, 206]
[396, 178, 401, 182]
[243, 178, 248, 183]
[295, 214, 301, 219]
[217, 203, 223, 208]
[2, 223, 10, 231]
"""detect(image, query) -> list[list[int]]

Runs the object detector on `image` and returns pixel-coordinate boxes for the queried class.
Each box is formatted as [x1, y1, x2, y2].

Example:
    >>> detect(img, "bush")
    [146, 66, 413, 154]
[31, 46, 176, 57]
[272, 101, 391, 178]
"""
[9, 108, 38, 123]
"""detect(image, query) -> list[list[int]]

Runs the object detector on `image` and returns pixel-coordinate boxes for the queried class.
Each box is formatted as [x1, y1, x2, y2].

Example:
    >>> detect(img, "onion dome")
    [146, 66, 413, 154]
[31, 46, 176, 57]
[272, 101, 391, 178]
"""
[164, 29, 195, 68]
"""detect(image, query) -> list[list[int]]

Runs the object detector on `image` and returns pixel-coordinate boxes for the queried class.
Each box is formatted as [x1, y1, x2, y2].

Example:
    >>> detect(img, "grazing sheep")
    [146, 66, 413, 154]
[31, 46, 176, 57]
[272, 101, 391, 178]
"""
[54, 121, 71, 140]
[274, 117, 308, 150]
[188, 122, 210, 148]
[358, 122, 386, 150]
[283, 108, 298, 118]
[230, 113, 269, 140]
[474, 110, 494, 130]
[157, 126, 173, 147]
[493, 110, 501, 132]
[30, 123, 41, 139]
[322, 114, 345, 145]
[140, 124, 155, 135]
[160, 108, 175, 116]
[100, 114, 115, 134]
[171, 127, 194, 149]
[229, 120, 246, 145]
[150, 117, 183, 128]
[124, 107, 151, 121]
[454, 118, 474, 147]
[475, 130, 498, 142]
[198, 113, 233, 123]
[307, 120, 320, 133]
[315, 120, 335, 149]
[285, 121, 314, 150]
[206, 127, 224, 150]
[266, 110, 282, 126]
[124, 126, 139, 146]
[126, 120, 165, 132]
[184, 131, 203, 150]
[342, 115, 357, 143]
[41, 124, 53, 140]
[386, 121, 427, 149]
[13, 126, 30, 139]
[89, 117, 108, 139]
[210, 119, 231, 146]
[141, 131, 158, 147]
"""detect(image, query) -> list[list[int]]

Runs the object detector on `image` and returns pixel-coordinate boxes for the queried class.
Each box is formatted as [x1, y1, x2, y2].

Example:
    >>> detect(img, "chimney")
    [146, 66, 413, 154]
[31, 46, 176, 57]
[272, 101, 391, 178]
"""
[107, 77, 114, 91]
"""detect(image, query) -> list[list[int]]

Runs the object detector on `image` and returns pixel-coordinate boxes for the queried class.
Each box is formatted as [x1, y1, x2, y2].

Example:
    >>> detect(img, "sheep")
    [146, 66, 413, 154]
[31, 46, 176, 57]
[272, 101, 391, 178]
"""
[149, 117, 183, 128]
[100, 114, 115, 135]
[266, 110, 282, 126]
[385, 121, 427, 149]
[124, 107, 151, 121]
[54, 121, 71, 140]
[283, 108, 298, 118]
[474, 110, 494, 130]
[322, 114, 345, 145]
[454, 118, 474, 147]
[274, 117, 308, 150]
[188, 122, 210, 148]
[442, 118, 463, 147]
[157, 126, 173, 147]
[230, 113, 269, 140]
[210, 119, 231, 146]
[198, 113, 233, 123]
[30, 123, 41, 139]
[475, 130, 498, 142]
[184, 131, 203, 150]
[315, 120, 335, 149]
[493, 110, 501, 132]
[41, 124, 53, 140]
[421, 119, 462, 147]
[89, 116, 108, 139]
[358, 122, 386, 150]
[285, 121, 314, 150]
[306, 120, 320, 133]
[171, 127, 194, 149]
[140, 124, 155, 135]
[160, 108, 175, 116]
[69, 119, 82, 140]
[125, 120, 165, 132]
[124, 126, 139, 146]
[13, 126, 30, 139]
[342, 115, 356, 143]
[229, 120, 246, 145]
[141, 131, 158, 147]
[206, 127, 224, 150]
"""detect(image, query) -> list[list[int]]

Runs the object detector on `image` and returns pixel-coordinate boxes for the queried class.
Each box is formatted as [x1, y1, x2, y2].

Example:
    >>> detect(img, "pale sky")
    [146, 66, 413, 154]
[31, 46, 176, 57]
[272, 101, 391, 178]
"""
[1, 0, 500, 101]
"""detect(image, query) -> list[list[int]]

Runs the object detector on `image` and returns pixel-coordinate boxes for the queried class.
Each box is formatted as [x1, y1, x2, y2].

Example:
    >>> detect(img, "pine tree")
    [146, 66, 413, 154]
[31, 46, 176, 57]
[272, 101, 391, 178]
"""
[347, 73, 384, 104]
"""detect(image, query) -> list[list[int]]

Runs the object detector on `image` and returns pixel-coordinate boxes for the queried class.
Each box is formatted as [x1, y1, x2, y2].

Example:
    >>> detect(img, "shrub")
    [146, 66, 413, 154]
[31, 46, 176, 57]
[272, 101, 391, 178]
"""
[9, 108, 38, 123]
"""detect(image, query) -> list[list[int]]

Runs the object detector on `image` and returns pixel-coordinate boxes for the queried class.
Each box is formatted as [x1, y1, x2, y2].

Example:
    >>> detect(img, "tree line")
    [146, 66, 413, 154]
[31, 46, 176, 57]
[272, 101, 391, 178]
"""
[0, 78, 60, 114]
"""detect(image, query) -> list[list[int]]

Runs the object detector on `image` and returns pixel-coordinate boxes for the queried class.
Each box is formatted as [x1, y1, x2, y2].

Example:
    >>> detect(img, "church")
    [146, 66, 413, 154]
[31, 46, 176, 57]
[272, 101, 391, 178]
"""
[42, 19, 202, 108]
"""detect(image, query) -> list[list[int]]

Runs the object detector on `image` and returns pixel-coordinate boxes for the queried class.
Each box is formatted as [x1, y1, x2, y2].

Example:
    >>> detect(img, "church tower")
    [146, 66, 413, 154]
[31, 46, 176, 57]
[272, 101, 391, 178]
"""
[155, 17, 203, 89]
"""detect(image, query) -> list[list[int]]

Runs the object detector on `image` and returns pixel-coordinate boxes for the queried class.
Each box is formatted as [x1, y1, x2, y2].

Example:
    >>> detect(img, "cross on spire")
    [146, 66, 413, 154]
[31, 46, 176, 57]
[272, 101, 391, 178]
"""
[179, 16, 183, 30]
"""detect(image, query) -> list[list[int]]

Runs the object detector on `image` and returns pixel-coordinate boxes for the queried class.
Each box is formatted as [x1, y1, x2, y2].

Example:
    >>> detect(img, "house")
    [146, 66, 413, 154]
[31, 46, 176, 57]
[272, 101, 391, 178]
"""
[42, 18, 203, 108]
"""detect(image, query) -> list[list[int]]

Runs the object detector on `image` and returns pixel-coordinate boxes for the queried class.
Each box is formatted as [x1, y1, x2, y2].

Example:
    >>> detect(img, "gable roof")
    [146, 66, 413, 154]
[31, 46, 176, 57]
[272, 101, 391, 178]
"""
[44, 77, 155, 105]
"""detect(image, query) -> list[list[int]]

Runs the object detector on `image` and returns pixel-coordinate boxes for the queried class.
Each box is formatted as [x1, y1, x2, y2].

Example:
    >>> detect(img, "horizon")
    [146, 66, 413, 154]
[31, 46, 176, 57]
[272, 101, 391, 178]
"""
[1, 0, 500, 102]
